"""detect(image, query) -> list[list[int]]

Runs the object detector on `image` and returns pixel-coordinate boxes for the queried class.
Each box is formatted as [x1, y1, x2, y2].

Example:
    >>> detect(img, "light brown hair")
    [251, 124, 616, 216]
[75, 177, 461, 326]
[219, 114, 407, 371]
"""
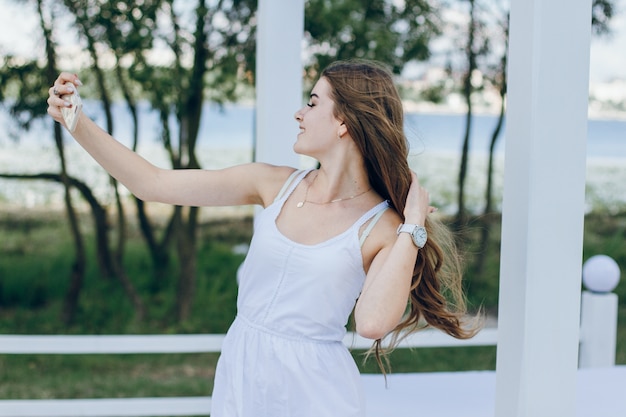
[321, 59, 480, 372]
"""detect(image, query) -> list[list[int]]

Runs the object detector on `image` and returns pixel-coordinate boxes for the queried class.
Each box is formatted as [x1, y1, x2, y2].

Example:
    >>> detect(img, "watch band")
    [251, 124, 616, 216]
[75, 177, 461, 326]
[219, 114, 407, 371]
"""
[397, 224, 416, 235]
[396, 223, 427, 248]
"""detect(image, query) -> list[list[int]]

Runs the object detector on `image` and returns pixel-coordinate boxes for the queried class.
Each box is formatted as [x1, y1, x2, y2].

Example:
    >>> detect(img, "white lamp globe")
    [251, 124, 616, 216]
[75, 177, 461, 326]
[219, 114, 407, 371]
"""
[582, 255, 621, 293]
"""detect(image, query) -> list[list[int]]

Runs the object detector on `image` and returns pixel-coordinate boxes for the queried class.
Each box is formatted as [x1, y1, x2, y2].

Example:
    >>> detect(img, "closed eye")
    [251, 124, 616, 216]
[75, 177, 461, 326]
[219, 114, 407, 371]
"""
[307, 93, 319, 108]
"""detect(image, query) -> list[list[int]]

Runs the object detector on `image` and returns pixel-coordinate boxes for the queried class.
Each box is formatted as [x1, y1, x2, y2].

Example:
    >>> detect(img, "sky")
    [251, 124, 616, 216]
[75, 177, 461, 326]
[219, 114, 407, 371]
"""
[588, 2, 626, 83]
[0, 0, 624, 84]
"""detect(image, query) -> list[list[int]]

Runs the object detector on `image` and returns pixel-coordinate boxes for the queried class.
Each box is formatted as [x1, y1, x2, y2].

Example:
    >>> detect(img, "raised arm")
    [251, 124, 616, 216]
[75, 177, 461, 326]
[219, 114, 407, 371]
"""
[47, 72, 293, 208]
[354, 171, 431, 340]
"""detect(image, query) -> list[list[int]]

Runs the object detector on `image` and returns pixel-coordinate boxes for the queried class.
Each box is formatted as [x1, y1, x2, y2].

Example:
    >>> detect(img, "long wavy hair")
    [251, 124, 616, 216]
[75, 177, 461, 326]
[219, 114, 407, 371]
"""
[321, 59, 480, 373]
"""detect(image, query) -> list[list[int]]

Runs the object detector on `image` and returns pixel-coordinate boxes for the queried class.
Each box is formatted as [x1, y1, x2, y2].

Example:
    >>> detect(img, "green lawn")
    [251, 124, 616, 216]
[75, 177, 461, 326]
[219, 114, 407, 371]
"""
[0, 208, 624, 400]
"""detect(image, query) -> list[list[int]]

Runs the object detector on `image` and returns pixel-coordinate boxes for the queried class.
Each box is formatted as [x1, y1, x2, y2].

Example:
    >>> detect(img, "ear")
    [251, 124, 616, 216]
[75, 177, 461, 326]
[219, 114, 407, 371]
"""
[338, 122, 348, 138]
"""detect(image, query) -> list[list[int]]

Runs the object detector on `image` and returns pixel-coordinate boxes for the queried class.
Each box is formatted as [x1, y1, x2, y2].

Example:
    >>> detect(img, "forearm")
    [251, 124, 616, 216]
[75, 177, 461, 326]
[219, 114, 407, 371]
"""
[71, 112, 160, 200]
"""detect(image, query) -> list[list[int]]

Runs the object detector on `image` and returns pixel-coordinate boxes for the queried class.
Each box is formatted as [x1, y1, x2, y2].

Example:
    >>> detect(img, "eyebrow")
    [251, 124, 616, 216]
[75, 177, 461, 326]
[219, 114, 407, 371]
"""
[309, 93, 319, 99]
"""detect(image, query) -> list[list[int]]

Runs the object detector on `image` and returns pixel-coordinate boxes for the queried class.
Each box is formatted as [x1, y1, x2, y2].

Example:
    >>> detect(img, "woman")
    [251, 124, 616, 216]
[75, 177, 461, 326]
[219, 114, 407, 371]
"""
[47, 59, 477, 417]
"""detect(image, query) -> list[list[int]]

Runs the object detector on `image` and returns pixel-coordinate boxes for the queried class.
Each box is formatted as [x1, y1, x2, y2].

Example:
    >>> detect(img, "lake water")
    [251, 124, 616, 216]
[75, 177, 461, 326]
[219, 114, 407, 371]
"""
[2, 101, 624, 157]
[0, 102, 624, 213]
[88, 102, 625, 158]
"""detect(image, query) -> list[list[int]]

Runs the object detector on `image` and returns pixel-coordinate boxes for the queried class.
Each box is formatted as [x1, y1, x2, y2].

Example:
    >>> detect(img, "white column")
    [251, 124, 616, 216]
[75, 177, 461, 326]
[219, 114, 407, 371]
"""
[494, 0, 593, 416]
[579, 291, 618, 368]
[579, 255, 621, 368]
[255, 0, 304, 167]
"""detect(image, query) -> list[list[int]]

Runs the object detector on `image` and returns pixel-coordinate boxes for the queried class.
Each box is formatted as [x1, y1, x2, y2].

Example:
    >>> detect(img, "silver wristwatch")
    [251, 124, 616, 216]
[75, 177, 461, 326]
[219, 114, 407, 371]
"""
[397, 223, 428, 248]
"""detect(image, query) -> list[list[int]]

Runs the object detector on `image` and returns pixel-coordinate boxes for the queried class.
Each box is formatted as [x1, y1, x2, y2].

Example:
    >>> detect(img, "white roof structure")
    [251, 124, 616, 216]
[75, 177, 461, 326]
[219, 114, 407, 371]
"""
[254, 1, 595, 416]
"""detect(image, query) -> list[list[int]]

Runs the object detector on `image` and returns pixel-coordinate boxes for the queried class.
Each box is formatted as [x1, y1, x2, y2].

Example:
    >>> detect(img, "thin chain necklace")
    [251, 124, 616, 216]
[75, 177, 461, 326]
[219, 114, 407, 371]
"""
[296, 172, 371, 208]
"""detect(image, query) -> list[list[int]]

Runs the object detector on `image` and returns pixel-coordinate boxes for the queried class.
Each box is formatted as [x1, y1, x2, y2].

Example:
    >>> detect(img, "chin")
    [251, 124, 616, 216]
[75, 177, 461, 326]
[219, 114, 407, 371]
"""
[292, 140, 307, 156]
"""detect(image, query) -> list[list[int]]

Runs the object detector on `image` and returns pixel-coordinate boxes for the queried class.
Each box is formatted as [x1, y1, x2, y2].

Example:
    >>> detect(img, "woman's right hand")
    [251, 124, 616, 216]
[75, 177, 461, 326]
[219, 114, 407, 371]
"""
[46, 72, 83, 129]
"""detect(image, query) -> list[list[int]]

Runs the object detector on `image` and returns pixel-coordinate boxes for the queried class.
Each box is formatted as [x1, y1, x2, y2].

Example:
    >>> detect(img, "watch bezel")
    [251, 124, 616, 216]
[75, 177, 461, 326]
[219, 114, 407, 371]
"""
[397, 223, 428, 248]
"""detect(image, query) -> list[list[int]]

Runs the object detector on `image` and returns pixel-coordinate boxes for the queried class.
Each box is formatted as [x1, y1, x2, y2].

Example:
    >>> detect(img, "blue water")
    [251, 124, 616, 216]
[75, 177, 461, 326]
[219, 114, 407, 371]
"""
[408, 114, 625, 158]
[3, 102, 625, 158]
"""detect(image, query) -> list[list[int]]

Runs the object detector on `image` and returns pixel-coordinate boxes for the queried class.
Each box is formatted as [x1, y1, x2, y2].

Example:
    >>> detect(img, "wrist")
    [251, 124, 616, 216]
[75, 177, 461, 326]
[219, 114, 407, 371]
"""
[397, 223, 427, 248]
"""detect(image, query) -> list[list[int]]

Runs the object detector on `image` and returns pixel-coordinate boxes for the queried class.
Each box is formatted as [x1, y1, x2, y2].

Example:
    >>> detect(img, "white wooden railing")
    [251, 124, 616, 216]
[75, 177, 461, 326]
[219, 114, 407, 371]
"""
[0, 255, 619, 417]
[0, 329, 499, 417]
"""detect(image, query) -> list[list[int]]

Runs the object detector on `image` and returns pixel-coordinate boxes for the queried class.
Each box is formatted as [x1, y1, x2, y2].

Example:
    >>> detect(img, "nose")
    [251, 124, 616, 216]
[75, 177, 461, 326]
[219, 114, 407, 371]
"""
[294, 108, 303, 122]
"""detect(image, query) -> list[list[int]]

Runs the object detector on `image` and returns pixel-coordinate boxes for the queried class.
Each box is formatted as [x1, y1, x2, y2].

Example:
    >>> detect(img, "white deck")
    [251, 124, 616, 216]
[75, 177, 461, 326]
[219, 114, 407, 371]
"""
[363, 366, 626, 417]
[1, 367, 623, 417]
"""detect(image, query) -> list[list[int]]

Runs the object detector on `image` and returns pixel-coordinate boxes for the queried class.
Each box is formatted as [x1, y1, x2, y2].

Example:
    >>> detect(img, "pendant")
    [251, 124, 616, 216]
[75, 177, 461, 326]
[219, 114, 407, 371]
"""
[296, 201, 304, 208]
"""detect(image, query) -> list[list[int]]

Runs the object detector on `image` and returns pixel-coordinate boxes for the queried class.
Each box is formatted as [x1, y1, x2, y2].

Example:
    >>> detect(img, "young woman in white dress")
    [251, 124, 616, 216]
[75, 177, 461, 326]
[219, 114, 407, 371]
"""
[47, 59, 477, 417]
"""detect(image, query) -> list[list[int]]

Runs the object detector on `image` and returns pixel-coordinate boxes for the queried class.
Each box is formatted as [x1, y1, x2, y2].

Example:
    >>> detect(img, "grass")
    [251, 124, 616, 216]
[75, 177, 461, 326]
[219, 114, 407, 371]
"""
[0, 207, 624, 400]
[0, 354, 218, 399]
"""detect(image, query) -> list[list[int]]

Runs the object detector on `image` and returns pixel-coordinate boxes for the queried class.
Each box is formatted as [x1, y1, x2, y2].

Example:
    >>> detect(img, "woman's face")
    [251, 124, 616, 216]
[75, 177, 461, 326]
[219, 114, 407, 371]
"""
[293, 77, 344, 157]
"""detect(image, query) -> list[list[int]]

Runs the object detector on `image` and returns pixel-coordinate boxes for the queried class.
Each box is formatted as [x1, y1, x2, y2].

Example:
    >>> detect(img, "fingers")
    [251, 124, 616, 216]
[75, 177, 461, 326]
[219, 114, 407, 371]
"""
[412, 175, 438, 215]
[53, 72, 83, 89]
[404, 170, 434, 224]
[47, 73, 83, 124]
[51, 73, 82, 97]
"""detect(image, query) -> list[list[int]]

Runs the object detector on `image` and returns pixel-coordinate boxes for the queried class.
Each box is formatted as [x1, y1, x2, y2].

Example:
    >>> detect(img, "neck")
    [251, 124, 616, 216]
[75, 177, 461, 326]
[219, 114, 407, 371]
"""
[308, 167, 371, 202]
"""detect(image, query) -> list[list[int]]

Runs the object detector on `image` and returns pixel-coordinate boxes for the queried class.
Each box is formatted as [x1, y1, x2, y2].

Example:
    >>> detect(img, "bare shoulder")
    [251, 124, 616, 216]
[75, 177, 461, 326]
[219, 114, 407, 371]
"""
[361, 206, 403, 270]
[373, 207, 403, 247]
[247, 163, 298, 207]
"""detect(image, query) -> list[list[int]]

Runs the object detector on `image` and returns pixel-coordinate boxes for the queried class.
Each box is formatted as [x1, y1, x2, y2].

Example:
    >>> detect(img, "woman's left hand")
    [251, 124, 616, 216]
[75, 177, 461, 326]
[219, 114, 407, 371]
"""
[403, 171, 434, 225]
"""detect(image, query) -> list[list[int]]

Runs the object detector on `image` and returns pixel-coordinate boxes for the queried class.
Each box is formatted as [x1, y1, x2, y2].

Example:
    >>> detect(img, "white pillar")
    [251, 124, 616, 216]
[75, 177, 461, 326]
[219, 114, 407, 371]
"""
[255, 0, 304, 167]
[494, 0, 593, 416]
[579, 291, 618, 368]
[579, 255, 621, 368]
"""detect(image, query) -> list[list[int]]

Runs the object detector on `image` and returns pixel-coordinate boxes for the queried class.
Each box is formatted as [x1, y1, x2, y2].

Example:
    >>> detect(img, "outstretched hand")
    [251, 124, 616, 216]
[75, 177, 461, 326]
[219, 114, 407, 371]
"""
[404, 170, 435, 226]
[46, 72, 83, 129]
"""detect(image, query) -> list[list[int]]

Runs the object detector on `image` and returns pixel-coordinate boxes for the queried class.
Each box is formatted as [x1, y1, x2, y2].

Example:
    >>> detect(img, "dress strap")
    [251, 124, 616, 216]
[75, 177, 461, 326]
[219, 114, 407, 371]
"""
[274, 169, 310, 203]
[358, 201, 390, 248]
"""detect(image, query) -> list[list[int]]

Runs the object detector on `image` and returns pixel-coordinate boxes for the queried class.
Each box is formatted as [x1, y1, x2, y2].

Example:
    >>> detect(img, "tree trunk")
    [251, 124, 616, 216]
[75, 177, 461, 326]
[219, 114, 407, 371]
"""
[172, 1, 209, 321]
[38, 0, 86, 325]
[455, 0, 477, 228]
[174, 206, 199, 321]
[114, 63, 171, 292]
[67, 6, 147, 318]
[473, 30, 508, 280]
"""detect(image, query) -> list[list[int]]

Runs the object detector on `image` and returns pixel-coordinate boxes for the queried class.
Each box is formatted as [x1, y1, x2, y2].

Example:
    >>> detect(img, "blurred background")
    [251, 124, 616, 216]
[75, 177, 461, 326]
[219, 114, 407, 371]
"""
[0, 0, 624, 403]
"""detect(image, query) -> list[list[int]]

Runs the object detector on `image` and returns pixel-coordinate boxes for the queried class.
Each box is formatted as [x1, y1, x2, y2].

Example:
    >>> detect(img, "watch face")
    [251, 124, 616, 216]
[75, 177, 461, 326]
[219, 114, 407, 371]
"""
[412, 226, 427, 248]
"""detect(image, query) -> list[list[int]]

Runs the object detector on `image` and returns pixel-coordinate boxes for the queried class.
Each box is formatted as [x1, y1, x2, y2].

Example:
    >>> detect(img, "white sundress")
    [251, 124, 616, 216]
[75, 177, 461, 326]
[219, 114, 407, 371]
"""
[210, 169, 389, 417]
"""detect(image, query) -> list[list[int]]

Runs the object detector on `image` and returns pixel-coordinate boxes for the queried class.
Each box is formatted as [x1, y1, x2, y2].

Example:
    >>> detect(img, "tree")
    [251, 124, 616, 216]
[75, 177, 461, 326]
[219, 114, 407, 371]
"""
[59, 0, 257, 321]
[1, 0, 441, 323]
[305, 0, 441, 78]
[433, 0, 617, 227]
[458, 0, 616, 279]
[0, 0, 256, 322]
[0, 0, 88, 324]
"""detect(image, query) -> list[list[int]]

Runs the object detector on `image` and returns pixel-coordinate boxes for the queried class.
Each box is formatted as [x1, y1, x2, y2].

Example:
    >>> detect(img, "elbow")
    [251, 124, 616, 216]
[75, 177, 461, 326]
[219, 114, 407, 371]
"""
[127, 169, 164, 203]
[355, 318, 394, 341]
[354, 302, 403, 340]
[132, 187, 155, 203]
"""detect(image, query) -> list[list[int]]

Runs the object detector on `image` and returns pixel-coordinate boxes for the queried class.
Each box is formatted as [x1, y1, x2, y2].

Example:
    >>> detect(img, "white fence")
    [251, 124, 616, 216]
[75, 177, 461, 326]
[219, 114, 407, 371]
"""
[0, 286, 618, 417]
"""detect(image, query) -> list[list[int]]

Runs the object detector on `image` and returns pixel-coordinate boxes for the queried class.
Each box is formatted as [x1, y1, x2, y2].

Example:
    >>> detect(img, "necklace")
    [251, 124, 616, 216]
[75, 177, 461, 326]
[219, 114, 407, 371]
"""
[296, 173, 371, 208]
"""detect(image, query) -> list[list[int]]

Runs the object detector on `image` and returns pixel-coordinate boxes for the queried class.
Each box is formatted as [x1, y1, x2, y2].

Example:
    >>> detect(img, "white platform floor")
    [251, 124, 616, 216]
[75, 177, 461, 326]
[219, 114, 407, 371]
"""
[362, 366, 626, 417]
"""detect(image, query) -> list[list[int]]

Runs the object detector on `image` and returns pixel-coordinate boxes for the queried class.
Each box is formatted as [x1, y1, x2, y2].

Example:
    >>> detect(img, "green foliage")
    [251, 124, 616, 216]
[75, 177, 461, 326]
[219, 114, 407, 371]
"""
[0, 211, 248, 335]
[0, 58, 49, 129]
[1, 209, 625, 399]
[355, 346, 497, 373]
[305, 0, 441, 76]
[592, 0, 615, 36]
[0, 353, 217, 400]
[418, 81, 448, 104]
